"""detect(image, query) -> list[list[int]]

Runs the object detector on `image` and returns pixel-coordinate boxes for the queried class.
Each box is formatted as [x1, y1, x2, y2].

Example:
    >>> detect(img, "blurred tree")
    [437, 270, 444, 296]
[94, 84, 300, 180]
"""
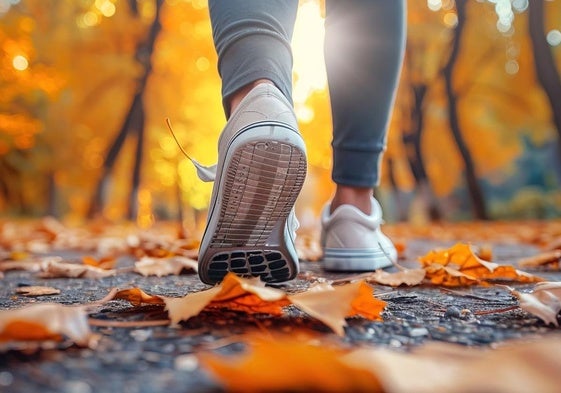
[88, 0, 164, 220]
[442, 0, 488, 220]
[528, 0, 561, 163]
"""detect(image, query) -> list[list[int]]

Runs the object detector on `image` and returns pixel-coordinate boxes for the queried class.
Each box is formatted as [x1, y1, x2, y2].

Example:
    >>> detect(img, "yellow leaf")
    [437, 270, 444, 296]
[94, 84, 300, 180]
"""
[419, 243, 542, 286]
[289, 281, 386, 336]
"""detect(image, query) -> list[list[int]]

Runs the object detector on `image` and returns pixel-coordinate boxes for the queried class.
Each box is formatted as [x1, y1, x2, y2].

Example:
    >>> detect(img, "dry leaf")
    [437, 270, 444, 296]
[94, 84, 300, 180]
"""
[367, 268, 426, 286]
[344, 337, 561, 393]
[0, 303, 94, 348]
[419, 243, 542, 286]
[165, 286, 223, 325]
[288, 281, 386, 336]
[165, 273, 385, 335]
[165, 274, 289, 325]
[134, 256, 198, 277]
[518, 250, 561, 270]
[0, 259, 43, 273]
[39, 257, 116, 278]
[511, 282, 561, 326]
[113, 288, 165, 306]
[15, 286, 60, 296]
[82, 255, 117, 270]
[199, 334, 383, 392]
[208, 274, 289, 314]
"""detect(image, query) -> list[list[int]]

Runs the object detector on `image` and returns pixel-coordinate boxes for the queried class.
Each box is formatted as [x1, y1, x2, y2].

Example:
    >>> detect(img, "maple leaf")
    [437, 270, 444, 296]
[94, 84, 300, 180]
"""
[510, 282, 561, 326]
[419, 243, 542, 287]
[198, 334, 383, 392]
[0, 303, 94, 348]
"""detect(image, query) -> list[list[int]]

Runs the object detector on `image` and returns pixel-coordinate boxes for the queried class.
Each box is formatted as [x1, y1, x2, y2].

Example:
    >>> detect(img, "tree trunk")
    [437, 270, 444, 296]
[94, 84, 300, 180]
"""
[402, 82, 442, 221]
[442, 0, 488, 220]
[528, 0, 561, 163]
[88, 0, 163, 219]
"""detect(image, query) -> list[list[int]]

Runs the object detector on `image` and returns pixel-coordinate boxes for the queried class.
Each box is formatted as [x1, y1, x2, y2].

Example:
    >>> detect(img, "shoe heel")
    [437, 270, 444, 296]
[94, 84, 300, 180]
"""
[199, 124, 307, 284]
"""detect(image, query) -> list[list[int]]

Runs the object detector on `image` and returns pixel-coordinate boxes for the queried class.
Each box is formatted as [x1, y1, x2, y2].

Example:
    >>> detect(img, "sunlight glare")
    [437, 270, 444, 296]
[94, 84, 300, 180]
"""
[292, 1, 327, 109]
[12, 55, 28, 71]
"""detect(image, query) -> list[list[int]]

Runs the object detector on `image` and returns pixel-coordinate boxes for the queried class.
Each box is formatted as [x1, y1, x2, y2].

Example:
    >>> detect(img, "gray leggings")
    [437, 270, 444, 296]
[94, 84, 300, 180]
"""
[208, 0, 406, 188]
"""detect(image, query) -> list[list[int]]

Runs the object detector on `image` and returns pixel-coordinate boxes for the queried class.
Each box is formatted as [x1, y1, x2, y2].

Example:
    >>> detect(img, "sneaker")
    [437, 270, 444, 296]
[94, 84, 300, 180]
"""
[197, 83, 307, 285]
[321, 197, 397, 271]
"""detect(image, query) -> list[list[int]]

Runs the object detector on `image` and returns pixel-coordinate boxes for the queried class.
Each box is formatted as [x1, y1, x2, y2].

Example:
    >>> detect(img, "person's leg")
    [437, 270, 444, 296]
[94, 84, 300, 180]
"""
[208, 0, 298, 116]
[199, 1, 307, 285]
[321, 0, 406, 271]
[324, 0, 406, 214]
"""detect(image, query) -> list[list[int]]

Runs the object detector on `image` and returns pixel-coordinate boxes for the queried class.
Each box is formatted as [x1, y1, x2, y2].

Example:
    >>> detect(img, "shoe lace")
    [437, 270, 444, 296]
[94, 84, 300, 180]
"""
[168, 118, 299, 241]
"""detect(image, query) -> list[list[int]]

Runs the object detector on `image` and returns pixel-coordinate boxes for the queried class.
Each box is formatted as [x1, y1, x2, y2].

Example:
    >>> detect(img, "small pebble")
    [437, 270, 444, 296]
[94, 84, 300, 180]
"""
[409, 327, 429, 337]
[444, 306, 462, 319]
[175, 354, 199, 371]
[0, 371, 13, 387]
[63, 380, 92, 393]
[130, 329, 152, 342]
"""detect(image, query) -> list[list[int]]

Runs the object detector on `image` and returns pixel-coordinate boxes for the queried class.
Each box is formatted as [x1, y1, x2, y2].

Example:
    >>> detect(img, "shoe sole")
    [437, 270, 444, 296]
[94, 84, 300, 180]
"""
[323, 248, 395, 271]
[198, 121, 307, 285]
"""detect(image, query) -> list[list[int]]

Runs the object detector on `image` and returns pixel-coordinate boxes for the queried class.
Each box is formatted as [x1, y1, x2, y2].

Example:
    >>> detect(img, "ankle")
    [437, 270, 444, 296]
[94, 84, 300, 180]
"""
[330, 186, 373, 215]
[228, 79, 275, 116]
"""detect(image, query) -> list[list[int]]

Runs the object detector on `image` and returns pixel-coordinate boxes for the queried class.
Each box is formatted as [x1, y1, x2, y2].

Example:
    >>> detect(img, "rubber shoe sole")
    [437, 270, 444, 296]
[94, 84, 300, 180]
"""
[198, 121, 307, 285]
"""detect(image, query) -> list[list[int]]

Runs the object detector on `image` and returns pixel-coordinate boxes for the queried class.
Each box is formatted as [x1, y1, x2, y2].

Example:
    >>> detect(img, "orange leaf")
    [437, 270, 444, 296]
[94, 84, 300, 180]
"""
[348, 281, 387, 321]
[0, 303, 93, 346]
[113, 288, 165, 306]
[199, 335, 383, 392]
[82, 255, 116, 270]
[419, 243, 542, 286]
[289, 281, 386, 336]
[0, 320, 62, 342]
[208, 273, 290, 315]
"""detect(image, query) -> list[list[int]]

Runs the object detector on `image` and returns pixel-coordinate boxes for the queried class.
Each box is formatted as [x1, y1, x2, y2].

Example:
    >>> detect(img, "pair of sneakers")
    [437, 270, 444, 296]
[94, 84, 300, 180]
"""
[195, 83, 396, 285]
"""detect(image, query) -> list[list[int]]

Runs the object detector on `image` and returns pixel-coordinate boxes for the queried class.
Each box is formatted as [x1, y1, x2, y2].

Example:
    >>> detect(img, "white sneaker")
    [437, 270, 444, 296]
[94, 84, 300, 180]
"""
[197, 84, 307, 285]
[321, 197, 396, 271]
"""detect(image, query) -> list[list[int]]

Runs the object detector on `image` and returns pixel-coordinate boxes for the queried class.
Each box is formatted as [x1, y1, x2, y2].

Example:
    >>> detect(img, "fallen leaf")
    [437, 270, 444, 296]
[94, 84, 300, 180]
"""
[199, 334, 383, 392]
[39, 257, 116, 278]
[511, 281, 561, 326]
[288, 281, 386, 336]
[419, 243, 542, 286]
[82, 255, 117, 270]
[518, 250, 561, 270]
[15, 286, 61, 296]
[0, 303, 95, 348]
[134, 256, 198, 277]
[165, 274, 290, 324]
[0, 259, 43, 273]
[107, 274, 386, 335]
[366, 268, 426, 286]
[165, 286, 223, 325]
[344, 337, 561, 393]
[113, 288, 165, 306]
